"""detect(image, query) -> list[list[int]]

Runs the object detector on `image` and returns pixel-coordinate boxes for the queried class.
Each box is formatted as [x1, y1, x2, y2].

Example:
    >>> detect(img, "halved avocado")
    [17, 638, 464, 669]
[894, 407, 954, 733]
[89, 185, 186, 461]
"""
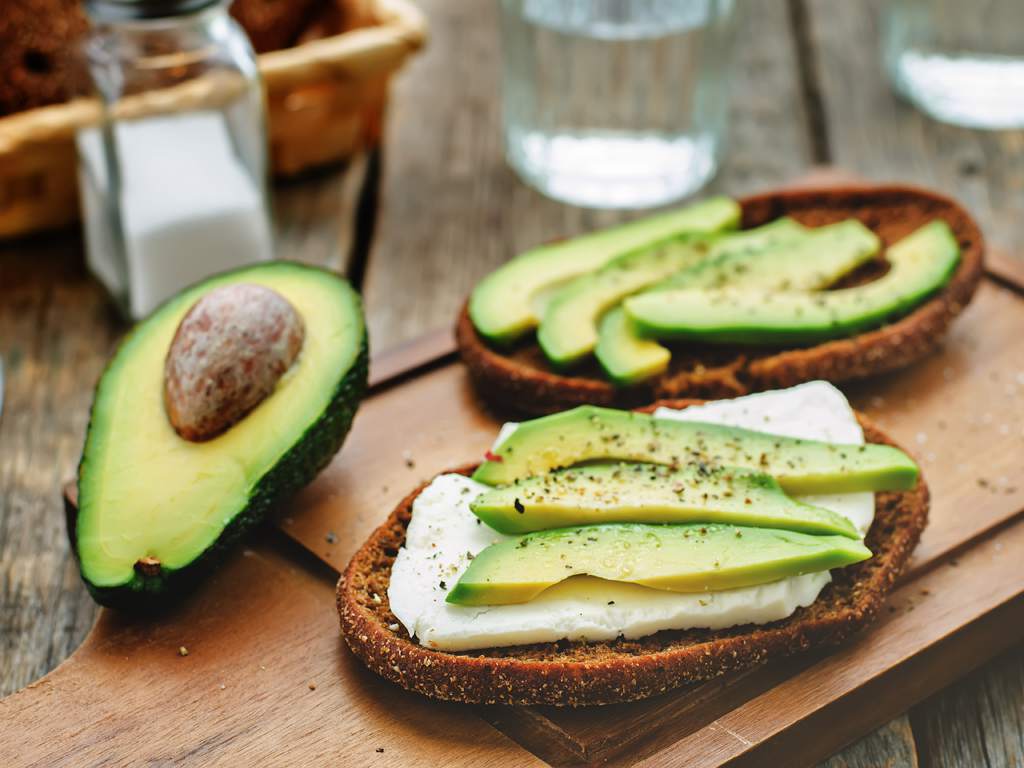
[74, 261, 368, 609]
[595, 219, 881, 385]
[623, 221, 959, 346]
[468, 196, 740, 345]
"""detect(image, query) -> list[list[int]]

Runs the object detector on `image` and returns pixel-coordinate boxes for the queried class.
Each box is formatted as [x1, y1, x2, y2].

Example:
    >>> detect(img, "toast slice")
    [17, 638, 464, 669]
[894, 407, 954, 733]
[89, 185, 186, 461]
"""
[456, 185, 985, 415]
[338, 405, 928, 707]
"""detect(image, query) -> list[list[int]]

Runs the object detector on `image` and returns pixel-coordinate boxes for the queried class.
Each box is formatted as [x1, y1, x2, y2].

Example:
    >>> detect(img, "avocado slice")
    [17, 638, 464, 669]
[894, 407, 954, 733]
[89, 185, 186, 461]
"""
[471, 405, 918, 495]
[446, 523, 871, 605]
[75, 262, 368, 609]
[537, 238, 714, 367]
[536, 218, 813, 368]
[468, 196, 740, 345]
[469, 462, 858, 537]
[623, 220, 959, 346]
[596, 219, 881, 384]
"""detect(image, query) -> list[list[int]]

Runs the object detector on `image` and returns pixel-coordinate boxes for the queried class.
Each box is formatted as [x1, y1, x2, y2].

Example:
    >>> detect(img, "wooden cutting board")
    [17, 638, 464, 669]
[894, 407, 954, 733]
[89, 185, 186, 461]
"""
[2, 187, 1024, 767]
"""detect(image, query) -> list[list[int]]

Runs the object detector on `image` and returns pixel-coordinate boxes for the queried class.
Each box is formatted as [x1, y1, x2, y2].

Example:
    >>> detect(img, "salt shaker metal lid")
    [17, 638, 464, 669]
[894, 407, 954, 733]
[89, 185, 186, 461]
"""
[85, 0, 221, 22]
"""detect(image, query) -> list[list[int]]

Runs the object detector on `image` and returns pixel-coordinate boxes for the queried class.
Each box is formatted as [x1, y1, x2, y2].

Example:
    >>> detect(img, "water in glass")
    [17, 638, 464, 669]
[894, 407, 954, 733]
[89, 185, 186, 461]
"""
[500, 0, 736, 209]
[884, 0, 1024, 129]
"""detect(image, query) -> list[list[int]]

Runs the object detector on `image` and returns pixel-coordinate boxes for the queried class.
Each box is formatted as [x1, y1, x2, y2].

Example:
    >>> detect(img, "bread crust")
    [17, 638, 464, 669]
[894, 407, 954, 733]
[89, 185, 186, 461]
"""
[456, 185, 985, 415]
[338, 407, 928, 707]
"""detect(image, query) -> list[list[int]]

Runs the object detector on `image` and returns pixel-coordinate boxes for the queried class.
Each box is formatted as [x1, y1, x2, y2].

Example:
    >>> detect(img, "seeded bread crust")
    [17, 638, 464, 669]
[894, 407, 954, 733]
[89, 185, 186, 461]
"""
[456, 185, 985, 415]
[338, 408, 928, 707]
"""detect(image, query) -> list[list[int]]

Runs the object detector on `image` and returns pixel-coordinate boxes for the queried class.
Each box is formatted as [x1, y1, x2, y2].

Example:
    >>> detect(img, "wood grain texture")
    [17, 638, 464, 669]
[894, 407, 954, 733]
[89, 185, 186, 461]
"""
[271, 155, 369, 273]
[797, 3, 1024, 762]
[819, 717, 919, 768]
[0, 233, 114, 698]
[360, 0, 814, 349]
[0, 531, 541, 768]
[910, 645, 1024, 768]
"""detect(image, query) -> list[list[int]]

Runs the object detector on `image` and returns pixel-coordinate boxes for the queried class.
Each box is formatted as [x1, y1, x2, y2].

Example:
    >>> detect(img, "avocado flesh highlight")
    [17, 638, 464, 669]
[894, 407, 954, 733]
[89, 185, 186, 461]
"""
[596, 218, 881, 384]
[623, 220, 959, 346]
[468, 196, 740, 345]
[446, 522, 871, 606]
[471, 405, 919, 495]
[75, 262, 368, 607]
[470, 462, 858, 537]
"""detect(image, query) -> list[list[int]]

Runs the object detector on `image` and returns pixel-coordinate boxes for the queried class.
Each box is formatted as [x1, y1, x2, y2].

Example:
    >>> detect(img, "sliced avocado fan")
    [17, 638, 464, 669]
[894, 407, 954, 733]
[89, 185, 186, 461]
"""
[446, 522, 871, 606]
[537, 217, 821, 368]
[623, 220, 959, 347]
[595, 218, 881, 385]
[471, 405, 919, 495]
[468, 196, 740, 345]
[74, 261, 368, 609]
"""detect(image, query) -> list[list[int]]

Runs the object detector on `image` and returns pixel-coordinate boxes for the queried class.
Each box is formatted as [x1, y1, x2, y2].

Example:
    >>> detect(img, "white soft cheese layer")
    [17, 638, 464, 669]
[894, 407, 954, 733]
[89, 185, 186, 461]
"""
[388, 380, 873, 652]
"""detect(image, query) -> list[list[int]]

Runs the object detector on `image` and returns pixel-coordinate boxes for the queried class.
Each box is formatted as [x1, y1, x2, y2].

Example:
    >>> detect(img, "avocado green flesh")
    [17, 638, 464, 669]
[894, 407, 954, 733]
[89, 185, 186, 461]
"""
[596, 219, 881, 384]
[76, 262, 368, 604]
[446, 523, 871, 606]
[468, 196, 740, 345]
[540, 218, 811, 369]
[537, 238, 712, 367]
[470, 462, 858, 537]
[624, 220, 959, 346]
[471, 405, 919, 495]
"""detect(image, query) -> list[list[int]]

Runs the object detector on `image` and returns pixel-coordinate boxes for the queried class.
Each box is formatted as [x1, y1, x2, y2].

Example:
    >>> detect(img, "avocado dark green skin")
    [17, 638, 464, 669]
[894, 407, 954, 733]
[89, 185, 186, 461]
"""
[70, 323, 369, 612]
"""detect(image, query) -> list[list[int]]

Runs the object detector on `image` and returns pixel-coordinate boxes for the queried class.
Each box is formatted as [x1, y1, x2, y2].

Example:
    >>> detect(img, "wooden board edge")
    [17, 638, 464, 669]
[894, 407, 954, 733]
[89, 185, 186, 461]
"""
[368, 326, 456, 390]
[985, 247, 1024, 295]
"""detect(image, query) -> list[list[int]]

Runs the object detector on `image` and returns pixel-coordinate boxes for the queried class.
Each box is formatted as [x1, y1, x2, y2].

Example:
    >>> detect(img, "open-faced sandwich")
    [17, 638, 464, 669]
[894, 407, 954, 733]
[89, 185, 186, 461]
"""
[456, 186, 984, 414]
[339, 381, 928, 706]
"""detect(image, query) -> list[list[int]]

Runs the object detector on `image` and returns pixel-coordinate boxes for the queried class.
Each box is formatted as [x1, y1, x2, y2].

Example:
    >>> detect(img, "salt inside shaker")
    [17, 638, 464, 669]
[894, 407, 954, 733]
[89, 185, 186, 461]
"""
[77, 0, 273, 320]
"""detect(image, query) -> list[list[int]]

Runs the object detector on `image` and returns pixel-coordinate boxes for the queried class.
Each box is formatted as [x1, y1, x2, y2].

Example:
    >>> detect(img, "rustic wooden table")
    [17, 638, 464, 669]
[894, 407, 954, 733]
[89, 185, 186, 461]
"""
[1, 1, 1021, 766]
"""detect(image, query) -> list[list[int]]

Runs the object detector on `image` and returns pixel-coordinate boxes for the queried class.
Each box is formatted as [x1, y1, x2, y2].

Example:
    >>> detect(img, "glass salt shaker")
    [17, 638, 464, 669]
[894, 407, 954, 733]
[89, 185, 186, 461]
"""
[77, 0, 273, 320]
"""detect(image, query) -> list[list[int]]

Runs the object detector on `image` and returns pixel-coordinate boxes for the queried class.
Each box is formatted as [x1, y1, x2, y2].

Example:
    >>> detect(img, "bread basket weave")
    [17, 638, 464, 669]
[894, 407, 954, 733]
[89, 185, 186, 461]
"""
[0, 0, 426, 240]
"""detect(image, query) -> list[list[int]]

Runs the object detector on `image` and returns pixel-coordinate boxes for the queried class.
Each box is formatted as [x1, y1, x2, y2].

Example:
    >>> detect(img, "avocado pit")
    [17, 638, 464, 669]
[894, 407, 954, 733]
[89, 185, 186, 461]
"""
[164, 283, 305, 442]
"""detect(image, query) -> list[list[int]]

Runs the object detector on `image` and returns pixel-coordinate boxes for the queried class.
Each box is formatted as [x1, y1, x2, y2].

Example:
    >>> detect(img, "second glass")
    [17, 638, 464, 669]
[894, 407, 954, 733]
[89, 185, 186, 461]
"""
[500, 0, 736, 210]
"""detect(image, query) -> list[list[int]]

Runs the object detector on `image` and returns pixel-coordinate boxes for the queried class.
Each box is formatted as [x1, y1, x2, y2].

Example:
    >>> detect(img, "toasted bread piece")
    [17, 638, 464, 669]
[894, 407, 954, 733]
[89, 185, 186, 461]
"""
[338, 407, 928, 706]
[456, 185, 985, 415]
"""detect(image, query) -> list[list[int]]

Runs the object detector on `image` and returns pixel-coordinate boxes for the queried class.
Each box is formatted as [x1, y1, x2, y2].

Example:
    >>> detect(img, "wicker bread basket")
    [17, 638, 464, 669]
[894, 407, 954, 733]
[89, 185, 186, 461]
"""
[0, 0, 426, 239]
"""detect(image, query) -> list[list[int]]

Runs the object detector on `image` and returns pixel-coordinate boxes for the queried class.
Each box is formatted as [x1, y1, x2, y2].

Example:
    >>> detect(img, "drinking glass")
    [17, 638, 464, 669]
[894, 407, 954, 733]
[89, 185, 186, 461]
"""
[883, 0, 1024, 129]
[499, 0, 737, 209]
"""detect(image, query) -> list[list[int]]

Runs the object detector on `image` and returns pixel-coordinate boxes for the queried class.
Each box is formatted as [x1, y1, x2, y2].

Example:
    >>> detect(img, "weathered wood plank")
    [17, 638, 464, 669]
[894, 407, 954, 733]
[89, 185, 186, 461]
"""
[909, 645, 1024, 768]
[0, 233, 113, 698]
[361, 0, 816, 349]
[819, 716, 919, 768]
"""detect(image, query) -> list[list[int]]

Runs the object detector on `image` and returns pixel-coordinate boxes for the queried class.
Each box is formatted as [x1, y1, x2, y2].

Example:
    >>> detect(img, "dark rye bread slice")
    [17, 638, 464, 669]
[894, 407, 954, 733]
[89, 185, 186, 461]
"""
[456, 185, 985, 415]
[338, 405, 929, 707]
